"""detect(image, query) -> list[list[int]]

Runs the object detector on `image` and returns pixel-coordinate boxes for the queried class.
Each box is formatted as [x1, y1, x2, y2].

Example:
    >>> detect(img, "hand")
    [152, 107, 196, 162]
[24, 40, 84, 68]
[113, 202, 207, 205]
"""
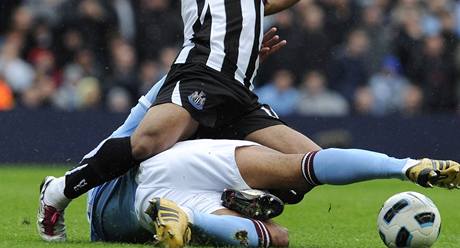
[259, 27, 287, 63]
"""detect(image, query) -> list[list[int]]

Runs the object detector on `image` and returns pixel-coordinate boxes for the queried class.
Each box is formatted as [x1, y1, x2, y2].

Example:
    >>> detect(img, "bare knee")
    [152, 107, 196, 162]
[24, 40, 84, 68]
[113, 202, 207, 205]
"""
[266, 223, 289, 247]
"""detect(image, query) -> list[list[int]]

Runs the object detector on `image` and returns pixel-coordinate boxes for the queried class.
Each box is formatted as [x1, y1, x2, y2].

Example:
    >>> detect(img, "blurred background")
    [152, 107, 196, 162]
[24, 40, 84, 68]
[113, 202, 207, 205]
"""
[0, 0, 459, 164]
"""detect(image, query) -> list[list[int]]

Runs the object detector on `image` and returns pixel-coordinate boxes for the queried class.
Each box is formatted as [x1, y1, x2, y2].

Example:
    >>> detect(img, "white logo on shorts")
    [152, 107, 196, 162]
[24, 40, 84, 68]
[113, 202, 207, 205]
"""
[188, 91, 206, 110]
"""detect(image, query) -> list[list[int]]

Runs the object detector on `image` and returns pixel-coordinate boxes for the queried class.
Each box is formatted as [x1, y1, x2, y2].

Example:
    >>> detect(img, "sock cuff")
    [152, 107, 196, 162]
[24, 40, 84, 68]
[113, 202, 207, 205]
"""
[251, 220, 271, 248]
[401, 159, 420, 180]
[301, 151, 322, 186]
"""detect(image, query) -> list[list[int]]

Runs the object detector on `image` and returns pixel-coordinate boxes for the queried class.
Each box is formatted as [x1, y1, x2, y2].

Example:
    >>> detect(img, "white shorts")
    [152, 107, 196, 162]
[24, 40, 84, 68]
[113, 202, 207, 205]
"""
[134, 139, 258, 230]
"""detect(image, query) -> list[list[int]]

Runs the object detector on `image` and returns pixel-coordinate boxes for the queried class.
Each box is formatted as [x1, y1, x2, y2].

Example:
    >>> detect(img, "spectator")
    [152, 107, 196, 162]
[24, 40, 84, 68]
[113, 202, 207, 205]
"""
[0, 78, 14, 110]
[257, 9, 304, 83]
[110, 0, 136, 43]
[54, 28, 84, 66]
[256, 69, 299, 116]
[298, 4, 331, 74]
[106, 86, 131, 113]
[10, 6, 33, 35]
[105, 38, 140, 102]
[0, 32, 35, 94]
[439, 10, 458, 61]
[24, 0, 65, 25]
[135, 0, 182, 60]
[138, 60, 161, 95]
[0, 0, 459, 116]
[401, 84, 424, 116]
[353, 86, 374, 115]
[361, 3, 389, 73]
[59, 0, 118, 67]
[414, 35, 457, 112]
[29, 49, 61, 87]
[328, 29, 370, 102]
[0, 2, 22, 35]
[392, 7, 424, 80]
[319, 0, 361, 46]
[296, 70, 349, 116]
[21, 74, 55, 109]
[368, 56, 409, 115]
[76, 77, 101, 110]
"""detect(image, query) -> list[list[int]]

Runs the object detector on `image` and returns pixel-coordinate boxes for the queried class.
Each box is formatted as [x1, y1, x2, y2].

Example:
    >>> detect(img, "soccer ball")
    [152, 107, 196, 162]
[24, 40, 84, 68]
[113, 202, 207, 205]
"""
[377, 192, 441, 248]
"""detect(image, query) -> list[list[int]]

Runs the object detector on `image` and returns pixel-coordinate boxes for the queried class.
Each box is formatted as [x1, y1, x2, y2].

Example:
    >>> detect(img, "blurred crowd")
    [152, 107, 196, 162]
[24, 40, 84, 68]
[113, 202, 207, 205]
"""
[1, 0, 460, 116]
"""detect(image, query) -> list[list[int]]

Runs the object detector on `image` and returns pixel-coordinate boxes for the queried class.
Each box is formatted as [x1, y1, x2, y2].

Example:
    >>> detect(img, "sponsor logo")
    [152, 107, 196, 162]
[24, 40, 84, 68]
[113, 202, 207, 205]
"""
[188, 91, 206, 110]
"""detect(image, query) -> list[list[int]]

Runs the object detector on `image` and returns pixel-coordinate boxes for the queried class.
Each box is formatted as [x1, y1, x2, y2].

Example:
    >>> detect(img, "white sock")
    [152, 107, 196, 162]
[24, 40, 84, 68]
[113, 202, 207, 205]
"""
[401, 159, 420, 180]
[43, 177, 71, 210]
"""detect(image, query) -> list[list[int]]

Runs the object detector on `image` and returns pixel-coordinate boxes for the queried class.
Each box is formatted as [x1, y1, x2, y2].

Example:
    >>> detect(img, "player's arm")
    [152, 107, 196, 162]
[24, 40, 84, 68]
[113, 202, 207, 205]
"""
[264, 0, 301, 16]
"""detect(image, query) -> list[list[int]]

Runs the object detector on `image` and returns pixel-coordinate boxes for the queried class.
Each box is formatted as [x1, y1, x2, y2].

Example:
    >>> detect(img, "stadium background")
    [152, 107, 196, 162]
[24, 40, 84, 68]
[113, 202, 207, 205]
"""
[1, 1, 460, 248]
[1, 0, 459, 163]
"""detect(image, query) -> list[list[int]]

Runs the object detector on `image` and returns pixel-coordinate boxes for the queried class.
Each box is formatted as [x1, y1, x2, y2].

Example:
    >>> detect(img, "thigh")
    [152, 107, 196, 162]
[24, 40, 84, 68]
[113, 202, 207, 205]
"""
[235, 145, 308, 191]
[246, 123, 321, 154]
[131, 103, 198, 158]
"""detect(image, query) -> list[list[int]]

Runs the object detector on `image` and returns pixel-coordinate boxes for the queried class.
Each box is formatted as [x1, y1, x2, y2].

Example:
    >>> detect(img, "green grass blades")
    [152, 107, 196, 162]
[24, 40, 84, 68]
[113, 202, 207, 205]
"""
[1, 166, 460, 248]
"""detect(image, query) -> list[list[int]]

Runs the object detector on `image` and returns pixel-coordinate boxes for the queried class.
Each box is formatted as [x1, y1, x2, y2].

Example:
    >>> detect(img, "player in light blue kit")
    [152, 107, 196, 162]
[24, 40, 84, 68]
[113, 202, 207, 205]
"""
[86, 137, 460, 247]
[81, 69, 460, 247]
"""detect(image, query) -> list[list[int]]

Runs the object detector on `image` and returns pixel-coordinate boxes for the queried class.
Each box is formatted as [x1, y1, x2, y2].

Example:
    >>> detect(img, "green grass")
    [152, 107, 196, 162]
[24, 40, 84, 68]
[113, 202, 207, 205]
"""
[1, 166, 460, 248]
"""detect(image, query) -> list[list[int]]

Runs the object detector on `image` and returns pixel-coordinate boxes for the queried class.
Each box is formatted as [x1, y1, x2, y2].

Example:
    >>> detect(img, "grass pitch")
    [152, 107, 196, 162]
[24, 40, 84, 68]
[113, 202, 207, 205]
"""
[1, 166, 460, 248]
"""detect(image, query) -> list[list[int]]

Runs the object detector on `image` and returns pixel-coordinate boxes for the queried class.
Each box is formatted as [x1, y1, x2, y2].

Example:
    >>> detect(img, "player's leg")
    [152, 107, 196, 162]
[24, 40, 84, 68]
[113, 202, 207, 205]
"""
[38, 104, 197, 242]
[214, 105, 321, 203]
[245, 124, 322, 202]
[135, 146, 289, 247]
[138, 190, 288, 247]
[189, 208, 289, 247]
[131, 103, 198, 159]
[64, 104, 197, 199]
[38, 78, 170, 241]
[246, 124, 321, 154]
[234, 145, 460, 191]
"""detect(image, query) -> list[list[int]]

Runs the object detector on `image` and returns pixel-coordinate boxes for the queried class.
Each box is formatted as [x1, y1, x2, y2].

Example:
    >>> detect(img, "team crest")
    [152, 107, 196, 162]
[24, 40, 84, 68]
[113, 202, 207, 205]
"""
[188, 91, 206, 110]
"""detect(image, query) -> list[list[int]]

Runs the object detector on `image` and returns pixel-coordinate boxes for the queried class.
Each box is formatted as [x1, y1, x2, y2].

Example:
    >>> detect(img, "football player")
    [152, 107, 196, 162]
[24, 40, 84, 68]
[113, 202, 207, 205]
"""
[38, 0, 320, 242]
[80, 138, 460, 248]
[37, 26, 289, 242]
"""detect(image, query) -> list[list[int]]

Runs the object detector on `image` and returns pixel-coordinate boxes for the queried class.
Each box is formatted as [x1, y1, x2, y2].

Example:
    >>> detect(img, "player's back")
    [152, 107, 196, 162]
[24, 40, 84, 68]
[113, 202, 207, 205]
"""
[87, 169, 151, 243]
[175, 0, 265, 89]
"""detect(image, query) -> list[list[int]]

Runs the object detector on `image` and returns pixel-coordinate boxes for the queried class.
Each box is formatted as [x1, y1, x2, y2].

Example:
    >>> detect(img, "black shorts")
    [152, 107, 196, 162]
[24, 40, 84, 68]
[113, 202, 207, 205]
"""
[153, 63, 284, 139]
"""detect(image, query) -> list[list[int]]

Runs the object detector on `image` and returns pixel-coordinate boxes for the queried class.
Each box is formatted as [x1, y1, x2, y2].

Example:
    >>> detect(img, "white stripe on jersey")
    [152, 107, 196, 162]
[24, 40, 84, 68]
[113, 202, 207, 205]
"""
[174, 0, 265, 88]
[249, 2, 265, 83]
[200, 1, 209, 24]
[175, 0, 198, 63]
[171, 81, 182, 106]
[206, 0, 227, 72]
[234, 0, 256, 83]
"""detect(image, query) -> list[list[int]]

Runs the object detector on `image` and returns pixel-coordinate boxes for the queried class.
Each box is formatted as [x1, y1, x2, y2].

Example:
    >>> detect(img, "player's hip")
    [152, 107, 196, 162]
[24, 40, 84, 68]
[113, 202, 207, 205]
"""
[153, 63, 261, 128]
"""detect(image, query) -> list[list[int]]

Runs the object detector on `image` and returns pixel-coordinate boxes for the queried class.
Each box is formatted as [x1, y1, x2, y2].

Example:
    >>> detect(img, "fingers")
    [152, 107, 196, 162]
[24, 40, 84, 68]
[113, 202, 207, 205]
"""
[269, 40, 287, 54]
[264, 35, 280, 48]
[259, 40, 287, 63]
[263, 27, 278, 43]
[261, 40, 287, 57]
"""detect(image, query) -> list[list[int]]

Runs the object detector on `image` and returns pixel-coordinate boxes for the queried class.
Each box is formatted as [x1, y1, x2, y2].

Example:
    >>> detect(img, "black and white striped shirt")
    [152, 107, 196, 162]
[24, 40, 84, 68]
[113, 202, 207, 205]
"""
[175, 0, 265, 89]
